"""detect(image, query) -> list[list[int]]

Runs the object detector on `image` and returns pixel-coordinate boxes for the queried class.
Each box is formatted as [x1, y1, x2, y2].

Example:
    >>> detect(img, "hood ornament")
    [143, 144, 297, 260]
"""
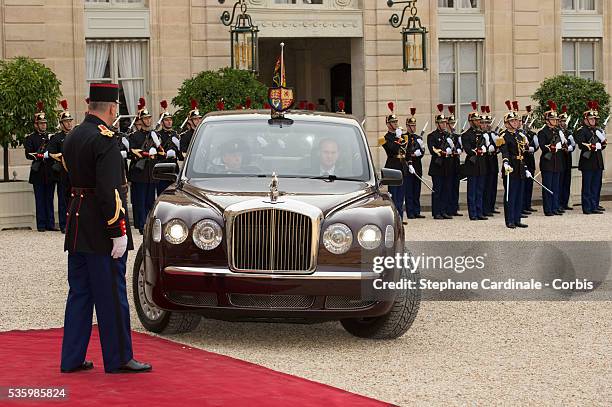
[269, 172, 279, 203]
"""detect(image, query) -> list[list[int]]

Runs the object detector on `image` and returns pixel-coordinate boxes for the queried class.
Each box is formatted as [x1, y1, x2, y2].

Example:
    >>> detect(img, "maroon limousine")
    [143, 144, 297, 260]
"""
[133, 109, 420, 339]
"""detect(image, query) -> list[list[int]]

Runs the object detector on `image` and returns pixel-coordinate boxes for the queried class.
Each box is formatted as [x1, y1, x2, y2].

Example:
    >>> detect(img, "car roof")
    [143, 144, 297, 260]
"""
[202, 109, 361, 127]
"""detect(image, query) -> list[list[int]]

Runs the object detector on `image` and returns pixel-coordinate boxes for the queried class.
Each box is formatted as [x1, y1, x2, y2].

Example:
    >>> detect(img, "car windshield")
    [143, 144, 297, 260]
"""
[184, 118, 371, 181]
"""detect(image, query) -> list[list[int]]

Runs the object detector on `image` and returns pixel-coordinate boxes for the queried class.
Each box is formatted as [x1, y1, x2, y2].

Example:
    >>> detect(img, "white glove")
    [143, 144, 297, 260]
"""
[395, 128, 403, 138]
[445, 147, 452, 155]
[111, 235, 128, 259]
[148, 147, 157, 156]
[417, 138, 424, 148]
[595, 142, 602, 150]
[526, 170, 532, 179]
[568, 145, 574, 152]
[491, 134, 499, 143]
[414, 149, 422, 157]
[483, 133, 490, 144]
[446, 137, 454, 148]
[122, 137, 130, 150]
[568, 135, 575, 145]
[456, 148, 462, 155]
[555, 142, 562, 150]
[503, 162, 513, 173]
[150, 131, 161, 147]
[533, 136, 540, 149]
[172, 136, 181, 149]
[43, 151, 49, 159]
[488, 144, 495, 153]
[120, 150, 127, 159]
[166, 149, 176, 158]
[408, 165, 415, 174]
[559, 131, 566, 144]
[480, 145, 487, 153]
[596, 130, 606, 142]
[529, 147, 535, 153]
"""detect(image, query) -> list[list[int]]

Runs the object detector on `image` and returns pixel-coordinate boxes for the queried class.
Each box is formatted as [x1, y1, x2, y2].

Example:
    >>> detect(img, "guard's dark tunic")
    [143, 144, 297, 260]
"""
[382, 131, 408, 175]
[537, 126, 564, 172]
[24, 131, 52, 185]
[179, 128, 195, 155]
[62, 114, 133, 254]
[427, 129, 454, 177]
[575, 126, 606, 171]
[461, 127, 488, 176]
[48, 130, 69, 185]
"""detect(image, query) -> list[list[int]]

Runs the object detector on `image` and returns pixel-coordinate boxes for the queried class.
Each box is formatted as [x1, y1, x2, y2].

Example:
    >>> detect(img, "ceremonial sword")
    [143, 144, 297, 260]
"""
[531, 176, 553, 195]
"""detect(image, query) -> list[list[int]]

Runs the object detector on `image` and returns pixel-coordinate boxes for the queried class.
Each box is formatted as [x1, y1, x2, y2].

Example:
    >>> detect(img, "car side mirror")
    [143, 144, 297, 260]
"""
[153, 163, 177, 182]
[380, 168, 403, 186]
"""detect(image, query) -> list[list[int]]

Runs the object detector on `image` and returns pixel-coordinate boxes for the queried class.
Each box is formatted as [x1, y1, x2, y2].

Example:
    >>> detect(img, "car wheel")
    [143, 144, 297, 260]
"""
[132, 245, 201, 334]
[340, 266, 420, 339]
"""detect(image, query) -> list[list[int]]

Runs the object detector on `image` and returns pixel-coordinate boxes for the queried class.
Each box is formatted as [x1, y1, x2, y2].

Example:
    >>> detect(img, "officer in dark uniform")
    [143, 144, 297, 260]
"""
[537, 101, 564, 216]
[575, 102, 606, 214]
[61, 82, 151, 374]
[427, 104, 453, 220]
[461, 101, 488, 220]
[381, 102, 407, 220]
[404, 108, 426, 220]
[498, 109, 530, 229]
[482, 105, 499, 217]
[592, 103, 607, 212]
[47, 100, 74, 234]
[179, 99, 203, 156]
[128, 101, 164, 234]
[24, 103, 57, 232]
[521, 105, 538, 215]
[558, 105, 576, 211]
[447, 106, 463, 217]
[156, 100, 181, 194]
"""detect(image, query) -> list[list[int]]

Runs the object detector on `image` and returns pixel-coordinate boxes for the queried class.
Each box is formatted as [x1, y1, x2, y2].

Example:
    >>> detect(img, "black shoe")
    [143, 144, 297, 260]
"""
[528, 207, 537, 212]
[108, 359, 152, 374]
[477, 216, 488, 220]
[46, 227, 60, 232]
[563, 206, 574, 210]
[520, 215, 528, 218]
[61, 361, 94, 373]
[597, 206, 605, 211]
[507, 224, 516, 229]
[516, 223, 528, 228]
[434, 215, 444, 220]
[484, 213, 494, 217]
[558, 209, 565, 213]
[521, 210, 531, 215]
[139, 228, 144, 235]
[60, 228, 66, 234]
[583, 211, 592, 215]
[451, 213, 464, 217]
[415, 214, 426, 219]
[37, 229, 46, 232]
[492, 210, 501, 214]
[553, 211, 563, 215]
[402, 220, 408, 225]
[545, 213, 555, 216]
[442, 214, 453, 219]
[470, 217, 478, 221]
[407, 215, 416, 220]
[591, 210, 603, 214]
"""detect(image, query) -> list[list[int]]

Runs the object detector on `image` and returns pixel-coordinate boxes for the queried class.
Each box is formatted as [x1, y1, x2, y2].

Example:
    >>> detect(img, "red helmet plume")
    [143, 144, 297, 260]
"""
[245, 97, 252, 109]
[160, 100, 168, 110]
[216, 100, 225, 111]
[481, 106, 486, 114]
[448, 105, 455, 114]
[485, 106, 491, 114]
[512, 101, 519, 111]
[139, 97, 146, 108]
[307, 102, 316, 111]
[561, 105, 568, 114]
[235, 103, 243, 110]
[190, 99, 198, 110]
[387, 102, 394, 113]
[338, 100, 345, 111]
[298, 101, 306, 110]
[526, 105, 532, 113]
[264, 102, 272, 109]
[437, 103, 444, 113]
[505, 100, 512, 110]
[593, 100, 599, 110]
[410, 107, 416, 116]
[547, 100, 557, 111]
[60, 99, 68, 110]
[471, 101, 478, 111]
[36, 101, 44, 112]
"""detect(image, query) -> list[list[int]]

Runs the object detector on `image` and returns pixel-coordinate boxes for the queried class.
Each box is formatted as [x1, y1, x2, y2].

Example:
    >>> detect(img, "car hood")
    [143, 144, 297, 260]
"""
[181, 177, 376, 215]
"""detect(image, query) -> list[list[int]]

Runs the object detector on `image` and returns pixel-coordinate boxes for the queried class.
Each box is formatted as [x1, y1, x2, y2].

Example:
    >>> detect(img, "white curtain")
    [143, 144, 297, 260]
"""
[86, 42, 110, 80]
[117, 42, 145, 116]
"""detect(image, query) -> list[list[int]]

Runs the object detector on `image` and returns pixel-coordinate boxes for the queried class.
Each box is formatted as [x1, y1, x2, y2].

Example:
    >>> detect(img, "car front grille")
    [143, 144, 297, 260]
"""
[325, 296, 376, 310]
[228, 294, 315, 309]
[167, 291, 218, 307]
[230, 209, 313, 272]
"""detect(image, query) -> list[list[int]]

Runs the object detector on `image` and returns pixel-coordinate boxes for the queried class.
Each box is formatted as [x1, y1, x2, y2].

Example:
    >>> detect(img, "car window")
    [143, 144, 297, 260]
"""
[184, 119, 371, 181]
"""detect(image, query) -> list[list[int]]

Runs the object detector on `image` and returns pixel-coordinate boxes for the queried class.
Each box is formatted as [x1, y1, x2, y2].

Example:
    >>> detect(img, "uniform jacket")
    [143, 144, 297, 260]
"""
[537, 126, 564, 173]
[24, 131, 53, 185]
[62, 114, 134, 255]
[159, 128, 183, 171]
[523, 129, 538, 172]
[48, 130, 69, 184]
[427, 129, 454, 177]
[460, 126, 488, 177]
[485, 130, 500, 175]
[179, 128, 195, 155]
[405, 132, 425, 176]
[499, 129, 528, 179]
[575, 126, 606, 171]
[128, 129, 158, 183]
[382, 131, 409, 176]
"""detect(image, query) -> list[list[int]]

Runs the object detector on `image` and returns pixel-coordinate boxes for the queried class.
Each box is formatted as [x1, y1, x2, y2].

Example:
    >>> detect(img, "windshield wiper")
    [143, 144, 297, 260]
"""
[306, 175, 360, 182]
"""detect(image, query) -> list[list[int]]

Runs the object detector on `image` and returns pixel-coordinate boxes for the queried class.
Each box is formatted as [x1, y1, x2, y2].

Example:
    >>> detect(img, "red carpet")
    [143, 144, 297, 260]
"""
[0, 327, 394, 406]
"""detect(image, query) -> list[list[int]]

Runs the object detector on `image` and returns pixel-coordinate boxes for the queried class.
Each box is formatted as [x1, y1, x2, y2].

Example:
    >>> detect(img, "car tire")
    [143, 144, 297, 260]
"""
[132, 245, 201, 334]
[340, 266, 420, 339]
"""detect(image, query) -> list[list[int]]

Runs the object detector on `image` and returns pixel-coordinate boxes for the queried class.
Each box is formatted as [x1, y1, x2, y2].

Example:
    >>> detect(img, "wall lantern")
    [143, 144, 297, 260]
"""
[387, 0, 428, 71]
[219, 0, 259, 73]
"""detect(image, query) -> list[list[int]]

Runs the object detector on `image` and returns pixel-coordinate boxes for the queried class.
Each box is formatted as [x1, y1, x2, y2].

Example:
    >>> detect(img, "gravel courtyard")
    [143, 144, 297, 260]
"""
[1, 201, 610, 406]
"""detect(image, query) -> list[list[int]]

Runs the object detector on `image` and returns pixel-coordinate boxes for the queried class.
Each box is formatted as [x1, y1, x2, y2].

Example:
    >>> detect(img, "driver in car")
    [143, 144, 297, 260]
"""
[318, 138, 340, 176]
[212, 139, 260, 174]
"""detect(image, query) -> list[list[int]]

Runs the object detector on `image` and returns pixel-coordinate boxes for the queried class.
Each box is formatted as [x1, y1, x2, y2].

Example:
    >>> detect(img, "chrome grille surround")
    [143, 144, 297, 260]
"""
[225, 198, 323, 274]
[228, 294, 315, 309]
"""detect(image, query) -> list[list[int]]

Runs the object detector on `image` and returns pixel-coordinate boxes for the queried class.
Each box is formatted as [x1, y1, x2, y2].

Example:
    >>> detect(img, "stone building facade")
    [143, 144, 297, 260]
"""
[0, 0, 610, 179]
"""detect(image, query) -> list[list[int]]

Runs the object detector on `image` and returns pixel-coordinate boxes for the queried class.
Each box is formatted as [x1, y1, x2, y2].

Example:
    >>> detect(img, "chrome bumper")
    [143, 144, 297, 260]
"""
[164, 266, 379, 280]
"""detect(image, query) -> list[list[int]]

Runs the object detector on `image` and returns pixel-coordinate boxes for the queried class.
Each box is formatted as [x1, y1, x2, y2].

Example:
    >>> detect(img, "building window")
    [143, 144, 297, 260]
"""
[562, 0, 596, 11]
[439, 40, 484, 126]
[438, 0, 479, 10]
[86, 40, 148, 129]
[562, 39, 599, 80]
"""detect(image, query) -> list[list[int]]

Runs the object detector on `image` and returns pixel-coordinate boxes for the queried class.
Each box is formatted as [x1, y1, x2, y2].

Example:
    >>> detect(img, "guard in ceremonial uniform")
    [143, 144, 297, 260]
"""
[427, 104, 454, 220]
[558, 105, 576, 211]
[156, 100, 181, 194]
[482, 105, 499, 217]
[521, 105, 538, 215]
[461, 101, 488, 220]
[128, 100, 164, 234]
[575, 101, 606, 214]
[61, 83, 151, 374]
[498, 109, 530, 228]
[381, 102, 408, 220]
[537, 101, 564, 216]
[47, 100, 74, 233]
[179, 99, 203, 156]
[447, 106, 463, 217]
[24, 103, 56, 232]
[404, 108, 426, 220]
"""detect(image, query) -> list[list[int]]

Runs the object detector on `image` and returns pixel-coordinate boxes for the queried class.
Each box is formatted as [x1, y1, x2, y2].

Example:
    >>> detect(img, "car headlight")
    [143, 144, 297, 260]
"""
[323, 223, 353, 254]
[164, 219, 188, 245]
[358, 225, 382, 250]
[192, 219, 223, 250]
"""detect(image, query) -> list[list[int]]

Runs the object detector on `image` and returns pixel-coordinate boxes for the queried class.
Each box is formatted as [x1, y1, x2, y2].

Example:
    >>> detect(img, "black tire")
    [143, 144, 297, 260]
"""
[341, 266, 420, 339]
[132, 245, 201, 334]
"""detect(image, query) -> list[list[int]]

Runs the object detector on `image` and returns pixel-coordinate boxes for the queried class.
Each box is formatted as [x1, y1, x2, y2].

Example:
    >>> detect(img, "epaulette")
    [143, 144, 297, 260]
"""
[98, 125, 115, 138]
[496, 131, 506, 147]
